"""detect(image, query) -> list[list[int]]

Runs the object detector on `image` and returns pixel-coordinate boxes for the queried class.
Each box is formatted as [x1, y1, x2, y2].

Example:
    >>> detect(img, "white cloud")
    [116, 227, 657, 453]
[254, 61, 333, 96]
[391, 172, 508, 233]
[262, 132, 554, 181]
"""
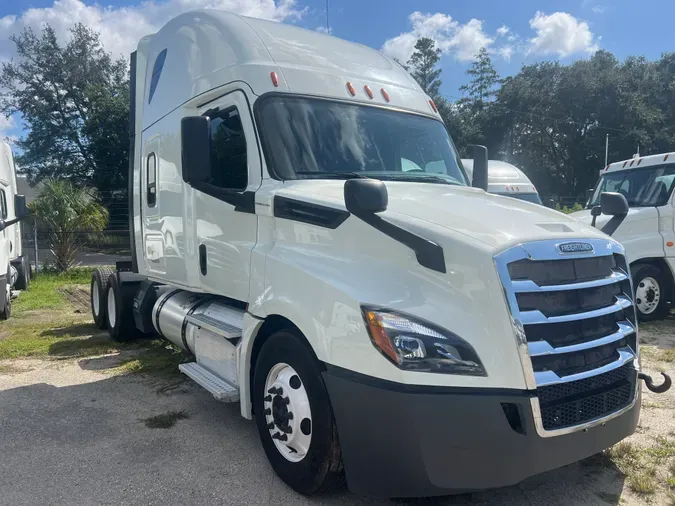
[591, 5, 607, 14]
[0, 0, 302, 60]
[498, 45, 514, 62]
[382, 11, 494, 63]
[528, 11, 599, 57]
[496, 25, 510, 37]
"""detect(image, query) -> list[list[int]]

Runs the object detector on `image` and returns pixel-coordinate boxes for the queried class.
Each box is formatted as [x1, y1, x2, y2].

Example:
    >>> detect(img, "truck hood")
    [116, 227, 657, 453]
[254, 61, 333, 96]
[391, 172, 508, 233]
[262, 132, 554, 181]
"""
[277, 180, 609, 251]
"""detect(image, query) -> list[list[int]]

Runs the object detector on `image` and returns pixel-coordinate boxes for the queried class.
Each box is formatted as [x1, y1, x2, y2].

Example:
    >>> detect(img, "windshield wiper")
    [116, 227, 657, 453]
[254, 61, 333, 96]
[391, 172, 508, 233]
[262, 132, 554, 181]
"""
[383, 174, 458, 185]
[295, 171, 369, 180]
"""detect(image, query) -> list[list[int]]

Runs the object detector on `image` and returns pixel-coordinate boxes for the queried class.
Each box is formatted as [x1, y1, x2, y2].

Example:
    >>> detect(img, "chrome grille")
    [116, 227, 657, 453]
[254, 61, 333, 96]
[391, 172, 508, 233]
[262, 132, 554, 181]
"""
[495, 239, 639, 436]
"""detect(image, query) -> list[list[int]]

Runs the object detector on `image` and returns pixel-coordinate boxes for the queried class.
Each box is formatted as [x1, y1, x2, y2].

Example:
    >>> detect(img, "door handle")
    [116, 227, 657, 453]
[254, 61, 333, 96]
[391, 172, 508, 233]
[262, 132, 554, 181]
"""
[199, 244, 207, 275]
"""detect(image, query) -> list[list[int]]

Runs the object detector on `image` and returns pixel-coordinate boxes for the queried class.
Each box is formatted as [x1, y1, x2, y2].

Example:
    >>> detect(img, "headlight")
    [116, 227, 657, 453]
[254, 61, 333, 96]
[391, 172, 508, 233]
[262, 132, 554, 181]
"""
[362, 307, 485, 376]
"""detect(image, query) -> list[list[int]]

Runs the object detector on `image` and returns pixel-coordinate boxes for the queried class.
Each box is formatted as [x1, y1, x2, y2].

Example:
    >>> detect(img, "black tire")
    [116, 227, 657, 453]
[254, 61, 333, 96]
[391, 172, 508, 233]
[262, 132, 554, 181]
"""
[104, 273, 141, 342]
[632, 264, 669, 321]
[91, 267, 114, 329]
[13, 257, 30, 291]
[0, 267, 11, 320]
[253, 329, 344, 496]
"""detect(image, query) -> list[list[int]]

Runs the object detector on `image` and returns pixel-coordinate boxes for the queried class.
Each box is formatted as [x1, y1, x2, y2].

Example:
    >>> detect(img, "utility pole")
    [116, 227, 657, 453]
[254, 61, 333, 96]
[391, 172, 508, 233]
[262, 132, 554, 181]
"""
[326, 0, 330, 34]
[605, 134, 609, 167]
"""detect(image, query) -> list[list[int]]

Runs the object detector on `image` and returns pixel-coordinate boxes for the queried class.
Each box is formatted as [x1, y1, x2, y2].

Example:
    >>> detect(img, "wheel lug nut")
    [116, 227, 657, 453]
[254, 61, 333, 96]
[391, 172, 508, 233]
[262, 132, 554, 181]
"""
[287, 412, 294, 420]
[267, 422, 274, 430]
[264, 408, 271, 415]
[282, 397, 290, 405]
[264, 395, 272, 402]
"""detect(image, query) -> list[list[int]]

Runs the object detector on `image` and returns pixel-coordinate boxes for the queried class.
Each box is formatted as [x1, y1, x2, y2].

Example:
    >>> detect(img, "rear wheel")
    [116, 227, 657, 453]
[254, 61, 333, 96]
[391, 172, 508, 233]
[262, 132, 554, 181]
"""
[13, 257, 30, 291]
[632, 264, 669, 321]
[253, 329, 344, 495]
[91, 267, 114, 329]
[104, 273, 141, 342]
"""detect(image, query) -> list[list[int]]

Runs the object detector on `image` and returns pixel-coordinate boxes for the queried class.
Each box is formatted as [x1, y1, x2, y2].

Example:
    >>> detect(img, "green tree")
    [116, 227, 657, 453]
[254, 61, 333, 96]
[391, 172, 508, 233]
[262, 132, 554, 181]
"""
[406, 38, 443, 99]
[29, 179, 108, 272]
[0, 24, 129, 193]
[459, 47, 500, 108]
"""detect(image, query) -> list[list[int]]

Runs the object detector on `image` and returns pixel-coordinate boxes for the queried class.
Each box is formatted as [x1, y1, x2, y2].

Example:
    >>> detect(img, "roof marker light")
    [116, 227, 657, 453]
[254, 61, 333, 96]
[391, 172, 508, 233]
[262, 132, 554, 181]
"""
[623, 161, 628, 168]
[630, 159, 635, 167]
[637, 158, 643, 165]
[665, 154, 670, 162]
[381, 88, 390, 102]
[429, 99, 438, 113]
[364, 85, 374, 99]
[270, 72, 279, 87]
[346, 82, 356, 96]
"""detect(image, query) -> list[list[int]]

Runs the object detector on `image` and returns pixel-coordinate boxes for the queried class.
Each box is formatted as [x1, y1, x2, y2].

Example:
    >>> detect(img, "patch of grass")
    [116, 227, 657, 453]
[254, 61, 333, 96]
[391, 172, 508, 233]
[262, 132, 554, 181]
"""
[112, 340, 187, 376]
[0, 319, 117, 360]
[142, 410, 189, 429]
[644, 400, 666, 409]
[628, 472, 657, 495]
[0, 363, 30, 374]
[666, 477, 675, 490]
[646, 437, 675, 462]
[659, 349, 675, 363]
[14, 268, 96, 312]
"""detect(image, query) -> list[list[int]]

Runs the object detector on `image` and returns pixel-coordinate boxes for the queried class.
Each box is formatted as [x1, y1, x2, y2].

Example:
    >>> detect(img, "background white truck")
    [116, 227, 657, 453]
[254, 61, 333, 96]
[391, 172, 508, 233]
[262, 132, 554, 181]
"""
[89, 10, 669, 498]
[0, 142, 30, 319]
[462, 158, 543, 205]
[573, 152, 675, 321]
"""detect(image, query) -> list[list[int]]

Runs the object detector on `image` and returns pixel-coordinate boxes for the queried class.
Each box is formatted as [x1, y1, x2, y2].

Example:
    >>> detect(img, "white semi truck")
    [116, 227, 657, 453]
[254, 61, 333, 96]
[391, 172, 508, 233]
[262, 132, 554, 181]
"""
[0, 142, 30, 319]
[573, 152, 675, 321]
[461, 159, 543, 205]
[90, 10, 670, 498]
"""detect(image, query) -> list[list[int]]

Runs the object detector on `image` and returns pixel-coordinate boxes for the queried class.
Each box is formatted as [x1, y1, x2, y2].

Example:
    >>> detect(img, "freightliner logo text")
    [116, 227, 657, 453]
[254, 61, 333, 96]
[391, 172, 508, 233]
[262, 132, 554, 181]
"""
[557, 242, 594, 254]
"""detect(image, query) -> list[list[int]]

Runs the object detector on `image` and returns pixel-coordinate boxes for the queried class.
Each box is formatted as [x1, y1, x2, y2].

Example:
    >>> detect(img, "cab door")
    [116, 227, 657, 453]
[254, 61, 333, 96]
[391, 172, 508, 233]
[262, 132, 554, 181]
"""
[192, 90, 261, 301]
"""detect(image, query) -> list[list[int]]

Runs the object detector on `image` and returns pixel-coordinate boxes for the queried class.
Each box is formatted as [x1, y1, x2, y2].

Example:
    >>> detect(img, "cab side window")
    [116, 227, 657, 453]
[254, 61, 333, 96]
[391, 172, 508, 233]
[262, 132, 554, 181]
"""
[209, 107, 247, 190]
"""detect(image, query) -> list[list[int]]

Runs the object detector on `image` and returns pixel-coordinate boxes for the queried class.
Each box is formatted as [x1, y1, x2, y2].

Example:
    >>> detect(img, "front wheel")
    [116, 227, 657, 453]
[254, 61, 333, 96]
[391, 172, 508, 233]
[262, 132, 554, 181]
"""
[253, 329, 344, 495]
[632, 264, 669, 321]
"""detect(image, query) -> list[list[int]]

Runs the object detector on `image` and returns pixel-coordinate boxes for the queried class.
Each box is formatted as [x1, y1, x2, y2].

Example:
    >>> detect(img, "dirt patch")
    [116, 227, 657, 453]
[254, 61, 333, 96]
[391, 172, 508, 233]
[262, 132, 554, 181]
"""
[141, 410, 189, 429]
[58, 284, 91, 315]
[0, 362, 33, 375]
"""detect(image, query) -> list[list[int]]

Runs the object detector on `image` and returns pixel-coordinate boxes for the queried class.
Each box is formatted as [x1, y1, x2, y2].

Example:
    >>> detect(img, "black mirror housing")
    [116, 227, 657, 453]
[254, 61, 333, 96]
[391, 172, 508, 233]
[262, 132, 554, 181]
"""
[14, 194, 27, 220]
[181, 116, 212, 185]
[585, 188, 594, 203]
[545, 198, 556, 209]
[600, 192, 629, 216]
[468, 145, 488, 191]
[344, 179, 388, 215]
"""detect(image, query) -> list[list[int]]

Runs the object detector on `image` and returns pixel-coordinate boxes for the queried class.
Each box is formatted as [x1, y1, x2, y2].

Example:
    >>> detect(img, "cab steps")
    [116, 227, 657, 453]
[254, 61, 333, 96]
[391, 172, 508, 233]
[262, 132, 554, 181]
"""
[179, 362, 239, 402]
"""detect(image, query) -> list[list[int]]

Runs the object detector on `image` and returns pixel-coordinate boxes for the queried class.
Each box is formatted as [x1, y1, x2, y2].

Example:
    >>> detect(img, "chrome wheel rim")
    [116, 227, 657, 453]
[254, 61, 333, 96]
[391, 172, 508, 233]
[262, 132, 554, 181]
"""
[636, 276, 660, 315]
[92, 282, 100, 317]
[263, 362, 312, 462]
[107, 288, 116, 328]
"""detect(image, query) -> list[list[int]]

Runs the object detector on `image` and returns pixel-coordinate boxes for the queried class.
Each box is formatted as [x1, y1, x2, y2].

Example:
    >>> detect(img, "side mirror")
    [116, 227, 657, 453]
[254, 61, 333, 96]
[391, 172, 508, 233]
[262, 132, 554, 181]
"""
[469, 145, 488, 191]
[596, 192, 629, 237]
[344, 179, 388, 215]
[585, 188, 594, 203]
[600, 191, 629, 216]
[181, 116, 212, 185]
[544, 198, 556, 209]
[14, 194, 27, 220]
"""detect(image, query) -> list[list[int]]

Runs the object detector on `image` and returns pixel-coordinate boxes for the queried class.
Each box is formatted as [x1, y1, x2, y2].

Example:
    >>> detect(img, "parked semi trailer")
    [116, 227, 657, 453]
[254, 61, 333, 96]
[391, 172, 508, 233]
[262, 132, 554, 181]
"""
[90, 10, 670, 498]
[0, 142, 30, 319]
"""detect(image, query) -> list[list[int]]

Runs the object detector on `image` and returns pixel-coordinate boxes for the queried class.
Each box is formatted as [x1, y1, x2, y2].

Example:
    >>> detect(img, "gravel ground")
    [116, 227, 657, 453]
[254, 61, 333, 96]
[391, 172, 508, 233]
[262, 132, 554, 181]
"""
[0, 322, 673, 505]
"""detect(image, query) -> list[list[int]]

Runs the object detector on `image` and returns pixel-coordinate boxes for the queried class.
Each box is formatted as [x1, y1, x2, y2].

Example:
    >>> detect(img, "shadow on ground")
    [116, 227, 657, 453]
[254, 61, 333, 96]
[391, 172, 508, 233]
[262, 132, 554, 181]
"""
[0, 371, 627, 505]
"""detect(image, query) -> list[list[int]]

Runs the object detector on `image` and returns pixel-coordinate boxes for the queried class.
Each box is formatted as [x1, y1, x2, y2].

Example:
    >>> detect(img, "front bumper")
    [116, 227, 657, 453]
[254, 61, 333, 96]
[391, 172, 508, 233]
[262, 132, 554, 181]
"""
[323, 366, 640, 498]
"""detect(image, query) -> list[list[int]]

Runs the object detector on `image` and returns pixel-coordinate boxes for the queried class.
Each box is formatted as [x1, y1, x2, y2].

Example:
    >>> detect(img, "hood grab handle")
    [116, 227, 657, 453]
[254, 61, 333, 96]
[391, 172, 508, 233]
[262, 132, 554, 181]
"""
[638, 371, 672, 394]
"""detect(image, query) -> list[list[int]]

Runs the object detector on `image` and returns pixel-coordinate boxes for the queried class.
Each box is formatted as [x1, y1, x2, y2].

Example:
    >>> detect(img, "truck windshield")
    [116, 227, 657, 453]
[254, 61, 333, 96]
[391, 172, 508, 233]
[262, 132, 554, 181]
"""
[257, 96, 468, 186]
[589, 164, 675, 208]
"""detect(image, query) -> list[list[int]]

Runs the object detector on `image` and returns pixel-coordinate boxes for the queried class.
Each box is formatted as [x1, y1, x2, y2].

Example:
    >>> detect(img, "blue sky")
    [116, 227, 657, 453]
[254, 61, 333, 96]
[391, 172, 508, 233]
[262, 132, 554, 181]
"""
[0, 0, 671, 140]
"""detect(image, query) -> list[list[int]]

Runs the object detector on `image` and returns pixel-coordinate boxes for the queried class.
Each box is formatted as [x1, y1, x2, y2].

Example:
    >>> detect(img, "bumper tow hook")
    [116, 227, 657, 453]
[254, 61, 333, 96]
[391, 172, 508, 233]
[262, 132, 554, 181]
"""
[638, 371, 672, 393]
